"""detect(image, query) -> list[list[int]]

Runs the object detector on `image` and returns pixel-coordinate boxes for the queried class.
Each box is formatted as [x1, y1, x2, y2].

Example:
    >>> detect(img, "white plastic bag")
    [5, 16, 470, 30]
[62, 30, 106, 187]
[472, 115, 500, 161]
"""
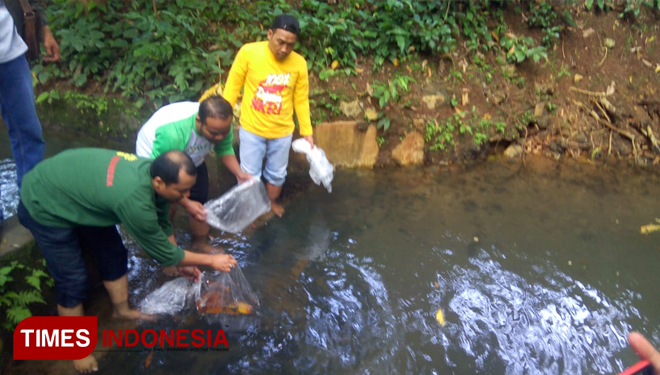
[205, 176, 271, 233]
[291, 138, 334, 193]
[139, 277, 201, 315]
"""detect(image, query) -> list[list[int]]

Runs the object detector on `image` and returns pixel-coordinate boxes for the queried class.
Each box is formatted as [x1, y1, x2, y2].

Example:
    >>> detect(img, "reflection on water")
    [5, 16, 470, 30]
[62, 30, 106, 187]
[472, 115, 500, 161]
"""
[100, 159, 660, 375]
[3, 141, 660, 375]
[441, 248, 629, 375]
[0, 159, 18, 219]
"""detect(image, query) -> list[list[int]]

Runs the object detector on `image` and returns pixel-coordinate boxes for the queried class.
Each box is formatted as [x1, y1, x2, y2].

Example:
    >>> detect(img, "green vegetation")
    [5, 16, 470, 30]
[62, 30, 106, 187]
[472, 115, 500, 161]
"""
[425, 107, 507, 152]
[30, 0, 660, 142]
[0, 260, 53, 330]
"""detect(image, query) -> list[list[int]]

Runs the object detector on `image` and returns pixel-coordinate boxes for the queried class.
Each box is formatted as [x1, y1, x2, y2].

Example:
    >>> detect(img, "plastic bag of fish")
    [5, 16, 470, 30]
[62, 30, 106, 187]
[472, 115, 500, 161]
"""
[139, 268, 259, 318]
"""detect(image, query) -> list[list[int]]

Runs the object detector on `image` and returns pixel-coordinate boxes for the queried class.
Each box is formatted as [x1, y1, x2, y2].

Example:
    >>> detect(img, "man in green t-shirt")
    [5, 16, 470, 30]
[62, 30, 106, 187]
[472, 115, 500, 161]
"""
[136, 95, 251, 257]
[18, 148, 237, 374]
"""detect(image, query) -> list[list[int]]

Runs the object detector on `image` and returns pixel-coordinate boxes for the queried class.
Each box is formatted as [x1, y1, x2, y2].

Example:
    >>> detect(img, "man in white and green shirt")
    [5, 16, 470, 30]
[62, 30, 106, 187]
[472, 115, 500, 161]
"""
[136, 95, 251, 255]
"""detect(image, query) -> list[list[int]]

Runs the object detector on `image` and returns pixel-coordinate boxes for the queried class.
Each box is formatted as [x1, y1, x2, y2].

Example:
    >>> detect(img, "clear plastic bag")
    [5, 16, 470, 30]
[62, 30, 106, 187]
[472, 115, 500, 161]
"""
[205, 176, 271, 233]
[291, 138, 334, 193]
[139, 277, 201, 315]
[195, 267, 259, 316]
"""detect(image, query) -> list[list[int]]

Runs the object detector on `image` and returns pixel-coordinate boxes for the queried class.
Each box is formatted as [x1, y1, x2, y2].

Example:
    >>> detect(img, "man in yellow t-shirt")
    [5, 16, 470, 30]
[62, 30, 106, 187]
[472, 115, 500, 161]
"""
[223, 14, 314, 217]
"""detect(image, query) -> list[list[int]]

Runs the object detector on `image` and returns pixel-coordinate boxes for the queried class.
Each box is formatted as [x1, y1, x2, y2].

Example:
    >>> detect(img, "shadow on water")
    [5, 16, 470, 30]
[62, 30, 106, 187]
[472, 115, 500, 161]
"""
[3, 123, 660, 374]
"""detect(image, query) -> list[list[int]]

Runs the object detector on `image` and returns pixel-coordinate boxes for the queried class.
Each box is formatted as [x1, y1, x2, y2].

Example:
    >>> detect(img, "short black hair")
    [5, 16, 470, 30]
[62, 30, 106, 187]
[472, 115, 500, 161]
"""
[199, 95, 233, 125]
[270, 14, 300, 35]
[150, 150, 196, 184]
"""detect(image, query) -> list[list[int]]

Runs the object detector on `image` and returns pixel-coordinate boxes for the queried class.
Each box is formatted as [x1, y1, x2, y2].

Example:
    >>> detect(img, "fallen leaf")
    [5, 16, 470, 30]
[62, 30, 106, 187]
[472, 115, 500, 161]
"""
[393, 58, 399, 67]
[491, 31, 500, 42]
[331, 60, 339, 70]
[355, 67, 364, 74]
[436, 308, 446, 326]
[656, 65, 660, 73]
[508, 45, 516, 55]
[606, 81, 616, 96]
[434, 281, 439, 288]
[641, 223, 660, 234]
[483, 113, 491, 120]
[145, 351, 154, 368]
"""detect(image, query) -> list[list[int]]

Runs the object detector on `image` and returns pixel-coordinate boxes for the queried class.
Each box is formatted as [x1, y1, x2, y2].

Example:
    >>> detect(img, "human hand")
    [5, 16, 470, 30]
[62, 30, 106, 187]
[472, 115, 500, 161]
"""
[176, 266, 201, 281]
[42, 26, 60, 62]
[628, 332, 660, 374]
[183, 200, 207, 221]
[209, 254, 237, 273]
[303, 135, 314, 149]
[236, 170, 253, 184]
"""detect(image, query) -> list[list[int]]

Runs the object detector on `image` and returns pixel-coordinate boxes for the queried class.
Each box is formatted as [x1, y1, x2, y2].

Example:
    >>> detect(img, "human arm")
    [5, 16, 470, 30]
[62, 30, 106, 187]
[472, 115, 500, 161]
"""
[41, 24, 59, 62]
[166, 234, 202, 280]
[118, 201, 185, 267]
[293, 61, 314, 147]
[222, 46, 249, 107]
[220, 154, 252, 183]
[213, 130, 251, 183]
[27, 1, 59, 62]
[179, 196, 206, 222]
[177, 250, 237, 273]
[628, 332, 660, 374]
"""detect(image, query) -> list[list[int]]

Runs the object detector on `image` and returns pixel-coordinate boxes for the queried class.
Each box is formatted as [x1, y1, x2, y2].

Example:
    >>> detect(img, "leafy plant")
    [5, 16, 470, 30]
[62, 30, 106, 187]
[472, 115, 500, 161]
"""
[370, 74, 415, 108]
[0, 260, 53, 330]
[500, 35, 547, 64]
[425, 119, 455, 151]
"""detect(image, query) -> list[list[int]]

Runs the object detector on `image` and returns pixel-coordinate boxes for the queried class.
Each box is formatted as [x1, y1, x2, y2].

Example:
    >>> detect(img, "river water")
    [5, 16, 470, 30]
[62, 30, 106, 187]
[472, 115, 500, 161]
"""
[2, 128, 660, 375]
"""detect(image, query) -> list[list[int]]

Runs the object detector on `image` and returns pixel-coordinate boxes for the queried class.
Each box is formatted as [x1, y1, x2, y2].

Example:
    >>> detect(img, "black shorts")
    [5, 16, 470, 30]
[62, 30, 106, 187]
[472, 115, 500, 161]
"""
[189, 162, 209, 204]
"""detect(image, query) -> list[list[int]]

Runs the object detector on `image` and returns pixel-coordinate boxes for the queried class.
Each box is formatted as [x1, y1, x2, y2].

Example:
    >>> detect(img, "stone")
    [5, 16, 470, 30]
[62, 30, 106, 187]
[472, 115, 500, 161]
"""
[312, 121, 378, 168]
[534, 102, 545, 118]
[503, 144, 523, 158]
[391, 132, 425, 166]
[421, 94, 446, 110]
[339, 100, 362, 119]
[537, 117, 551, 130]
[364, 107, 378, 121]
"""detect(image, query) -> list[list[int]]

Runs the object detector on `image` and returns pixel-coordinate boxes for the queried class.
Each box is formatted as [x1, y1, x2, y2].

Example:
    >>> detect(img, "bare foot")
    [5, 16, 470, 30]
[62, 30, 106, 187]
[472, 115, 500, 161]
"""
[271, 202, 285, 217]
[112, 308, 155, 321]
[163, 265, 179, 277]
[73, 354, 98, 373]
[192, 241, 224, 254]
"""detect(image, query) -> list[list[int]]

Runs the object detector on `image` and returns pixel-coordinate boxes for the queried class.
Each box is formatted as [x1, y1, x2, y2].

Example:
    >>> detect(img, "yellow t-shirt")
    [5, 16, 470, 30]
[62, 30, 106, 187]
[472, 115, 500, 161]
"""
[222, 41, 312, 139]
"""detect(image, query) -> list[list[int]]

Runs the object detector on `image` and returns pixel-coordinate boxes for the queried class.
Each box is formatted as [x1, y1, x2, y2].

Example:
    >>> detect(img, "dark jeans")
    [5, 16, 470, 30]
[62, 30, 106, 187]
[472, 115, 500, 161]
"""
[17, 202, 128, 308]
[0, 54, 45, 222]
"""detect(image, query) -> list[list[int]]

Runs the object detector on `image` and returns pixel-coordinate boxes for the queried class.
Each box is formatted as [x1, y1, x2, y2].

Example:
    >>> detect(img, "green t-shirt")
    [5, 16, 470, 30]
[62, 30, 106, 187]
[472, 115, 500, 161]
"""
[135, 102, 234, 166]
[20, 148, 184, 266]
